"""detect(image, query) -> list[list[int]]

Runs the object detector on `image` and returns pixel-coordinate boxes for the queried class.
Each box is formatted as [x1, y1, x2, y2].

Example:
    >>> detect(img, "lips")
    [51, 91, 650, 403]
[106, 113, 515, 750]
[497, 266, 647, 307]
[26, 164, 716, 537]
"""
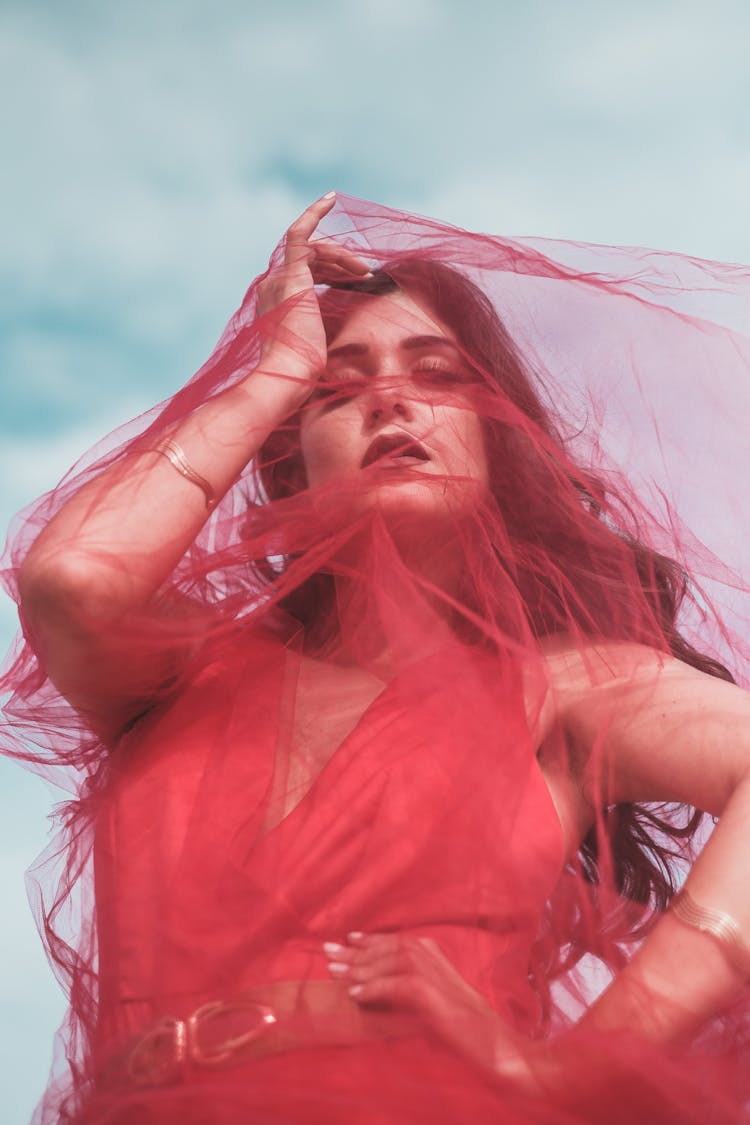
[360, 432, 431, 469]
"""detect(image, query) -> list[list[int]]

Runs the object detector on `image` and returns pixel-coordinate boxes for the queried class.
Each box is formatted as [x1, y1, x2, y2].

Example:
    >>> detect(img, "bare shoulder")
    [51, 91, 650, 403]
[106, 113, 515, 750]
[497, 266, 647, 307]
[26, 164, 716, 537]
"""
[537, 634, 672, 698]
[522, 633, 665, 752]
[535, 634, 750, 816]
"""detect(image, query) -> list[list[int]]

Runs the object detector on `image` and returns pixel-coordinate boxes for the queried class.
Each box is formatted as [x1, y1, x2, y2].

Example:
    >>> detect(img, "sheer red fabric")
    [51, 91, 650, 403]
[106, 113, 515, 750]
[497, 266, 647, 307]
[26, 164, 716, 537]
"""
[2, 195, 750, 1123]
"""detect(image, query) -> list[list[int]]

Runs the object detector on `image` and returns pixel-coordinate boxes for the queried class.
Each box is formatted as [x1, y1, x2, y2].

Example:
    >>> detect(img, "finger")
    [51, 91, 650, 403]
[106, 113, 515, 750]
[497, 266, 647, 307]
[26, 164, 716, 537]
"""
[259, 252, 360, 300]
[322, 941, 355, 965]
[344, 933, 445, 965]
[324, 936, 400, 975]
[347, 973, 429, 1011]
[285, 193, 337, 260]
[346, 932, 402, 957]
[326, 948, 408, 983]
[351, 936, 447, 979]
[311, 260, 373, 286]
[309, 239, 373, 277]
[325, 932, 419, 980]
[311, 259, 372, 284]
[323, 933, 393, 978]
[365, 933, 438, 961]
[347, 950, 412, 983]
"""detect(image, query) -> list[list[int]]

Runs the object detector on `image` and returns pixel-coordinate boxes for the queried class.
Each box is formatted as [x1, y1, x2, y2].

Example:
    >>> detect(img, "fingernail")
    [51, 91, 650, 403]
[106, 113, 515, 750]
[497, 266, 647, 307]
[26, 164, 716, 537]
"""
[323, 190, 336, 200]
[347, 931, 365, 943]
[327, 961, 350, 978]
[348, 984, 364, 997]
[323, 941, 347, 958]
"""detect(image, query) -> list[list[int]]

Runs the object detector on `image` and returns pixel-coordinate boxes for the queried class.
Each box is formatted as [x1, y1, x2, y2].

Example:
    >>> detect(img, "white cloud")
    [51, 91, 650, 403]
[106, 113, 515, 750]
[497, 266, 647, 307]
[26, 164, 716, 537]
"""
[549, 2, 748, 112]
[3, 2, 750, 1118]
[3, 0, 750, 340]
[1, 401, 152, 514]
[0, 779, 65, 1125]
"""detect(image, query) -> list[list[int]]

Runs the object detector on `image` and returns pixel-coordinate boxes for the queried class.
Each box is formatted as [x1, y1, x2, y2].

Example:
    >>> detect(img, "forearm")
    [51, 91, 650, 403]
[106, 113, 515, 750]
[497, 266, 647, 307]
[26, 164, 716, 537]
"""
[577, 775, 750, 1043]
[20, 369, 297, 619]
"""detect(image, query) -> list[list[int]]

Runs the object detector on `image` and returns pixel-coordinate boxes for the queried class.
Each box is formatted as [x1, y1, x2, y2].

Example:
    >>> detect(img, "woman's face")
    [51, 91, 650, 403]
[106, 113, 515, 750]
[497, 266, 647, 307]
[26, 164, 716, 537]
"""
[299, 291, 489, 519]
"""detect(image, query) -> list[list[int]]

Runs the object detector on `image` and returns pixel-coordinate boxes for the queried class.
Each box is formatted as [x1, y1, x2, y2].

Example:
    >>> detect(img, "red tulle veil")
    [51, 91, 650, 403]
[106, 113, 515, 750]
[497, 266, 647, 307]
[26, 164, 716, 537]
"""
[2, 194, 750, 1123]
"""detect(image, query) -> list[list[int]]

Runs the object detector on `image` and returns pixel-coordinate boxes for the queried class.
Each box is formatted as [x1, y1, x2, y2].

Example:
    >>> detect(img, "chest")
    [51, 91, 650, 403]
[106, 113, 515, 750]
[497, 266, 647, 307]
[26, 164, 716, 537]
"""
[269, 657, 387, 819]
[279, 654, 589, 857]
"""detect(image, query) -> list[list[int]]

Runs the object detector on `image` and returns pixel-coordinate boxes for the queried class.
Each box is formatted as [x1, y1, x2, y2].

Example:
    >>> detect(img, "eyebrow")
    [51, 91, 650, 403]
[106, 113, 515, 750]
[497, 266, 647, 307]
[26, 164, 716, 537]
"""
[327, 334, 462, 360]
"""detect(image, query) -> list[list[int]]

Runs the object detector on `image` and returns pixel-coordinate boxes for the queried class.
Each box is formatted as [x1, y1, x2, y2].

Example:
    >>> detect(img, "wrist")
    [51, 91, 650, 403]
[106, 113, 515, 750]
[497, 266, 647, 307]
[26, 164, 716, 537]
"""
[234, 366, 311, 428]
[490, 1026, 545, 1096]
[241, 364, 313, 419]
[670, 887, 750, 981]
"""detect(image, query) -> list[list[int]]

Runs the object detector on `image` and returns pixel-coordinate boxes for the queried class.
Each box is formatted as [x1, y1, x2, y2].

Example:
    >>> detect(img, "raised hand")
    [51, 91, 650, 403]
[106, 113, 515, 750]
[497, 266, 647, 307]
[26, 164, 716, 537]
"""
[255, 192, 372, 412]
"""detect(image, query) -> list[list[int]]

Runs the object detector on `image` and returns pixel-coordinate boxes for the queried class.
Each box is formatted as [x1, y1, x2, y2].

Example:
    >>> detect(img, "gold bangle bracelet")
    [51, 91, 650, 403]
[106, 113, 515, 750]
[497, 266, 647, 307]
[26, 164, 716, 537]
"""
[670, 888, 750, 979]
[149, 438, 216, 511]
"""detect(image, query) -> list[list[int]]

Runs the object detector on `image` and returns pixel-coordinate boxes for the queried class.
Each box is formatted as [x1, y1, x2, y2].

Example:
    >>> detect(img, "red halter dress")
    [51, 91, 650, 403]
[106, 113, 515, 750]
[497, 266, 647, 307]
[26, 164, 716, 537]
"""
[3, 195, 750, 1123]
[86, 630, 565, 1123]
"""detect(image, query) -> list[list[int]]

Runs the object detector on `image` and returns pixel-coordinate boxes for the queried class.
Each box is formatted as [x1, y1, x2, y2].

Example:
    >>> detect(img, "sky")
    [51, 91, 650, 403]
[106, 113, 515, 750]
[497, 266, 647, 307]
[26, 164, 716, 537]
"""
[2, 0, 750, 1119]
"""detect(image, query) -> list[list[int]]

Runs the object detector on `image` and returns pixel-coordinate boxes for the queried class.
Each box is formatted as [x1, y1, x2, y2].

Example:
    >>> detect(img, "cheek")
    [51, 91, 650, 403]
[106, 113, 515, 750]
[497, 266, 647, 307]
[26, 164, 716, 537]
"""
[300, 414, 360, 485]
[471, 419, 490, 486]
[440, 409, 489, 485]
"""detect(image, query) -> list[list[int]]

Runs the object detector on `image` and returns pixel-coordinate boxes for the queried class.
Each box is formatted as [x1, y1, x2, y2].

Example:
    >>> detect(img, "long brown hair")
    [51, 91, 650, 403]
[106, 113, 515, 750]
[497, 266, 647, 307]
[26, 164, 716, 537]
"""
[257, 259, 732, 921]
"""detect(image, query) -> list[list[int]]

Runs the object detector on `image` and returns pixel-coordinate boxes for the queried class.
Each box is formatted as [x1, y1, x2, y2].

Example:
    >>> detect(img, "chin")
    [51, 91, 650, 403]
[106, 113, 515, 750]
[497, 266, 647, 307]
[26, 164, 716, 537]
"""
[366, 473, 484, 527]
[309, 471, 486, 549]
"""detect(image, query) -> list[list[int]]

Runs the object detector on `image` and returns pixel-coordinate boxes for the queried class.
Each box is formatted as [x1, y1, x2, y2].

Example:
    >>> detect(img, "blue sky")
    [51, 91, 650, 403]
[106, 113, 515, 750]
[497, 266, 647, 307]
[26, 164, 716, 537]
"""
[2, 0, 750, 1119]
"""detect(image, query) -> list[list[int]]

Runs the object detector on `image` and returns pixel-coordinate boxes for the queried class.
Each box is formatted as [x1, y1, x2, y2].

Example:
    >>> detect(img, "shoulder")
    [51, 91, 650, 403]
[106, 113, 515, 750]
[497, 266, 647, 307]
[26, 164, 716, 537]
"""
[535, 634, 750, 814]
[111, 621, 288, 751]
[537, 634, 670, 693]
[521, 635, 667, 746]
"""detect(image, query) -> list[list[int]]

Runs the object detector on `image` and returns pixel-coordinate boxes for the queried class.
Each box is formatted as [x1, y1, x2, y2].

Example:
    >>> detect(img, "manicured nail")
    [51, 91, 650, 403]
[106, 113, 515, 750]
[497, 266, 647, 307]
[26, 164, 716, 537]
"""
[323, 941, 346, 958]
[327, 961, 350, 978]
[348, 984, 364, 997]
[347, 931, 365, 943]
[323, 190, 336, 199]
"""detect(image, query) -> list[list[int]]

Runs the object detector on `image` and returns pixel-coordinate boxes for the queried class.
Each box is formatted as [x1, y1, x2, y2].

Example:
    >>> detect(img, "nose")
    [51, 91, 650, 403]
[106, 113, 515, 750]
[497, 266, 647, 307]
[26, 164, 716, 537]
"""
[363, 380, 413, 430]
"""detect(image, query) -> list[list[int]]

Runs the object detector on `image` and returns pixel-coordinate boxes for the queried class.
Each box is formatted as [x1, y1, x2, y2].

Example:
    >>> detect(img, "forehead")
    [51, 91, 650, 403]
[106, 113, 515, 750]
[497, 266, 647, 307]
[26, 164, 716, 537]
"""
[327, 291, 453, 351]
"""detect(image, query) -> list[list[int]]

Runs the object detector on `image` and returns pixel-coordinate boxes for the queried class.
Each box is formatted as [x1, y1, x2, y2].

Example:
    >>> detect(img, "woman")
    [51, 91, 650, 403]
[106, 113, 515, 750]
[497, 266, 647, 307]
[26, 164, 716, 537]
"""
[3, 192, 750, 1123]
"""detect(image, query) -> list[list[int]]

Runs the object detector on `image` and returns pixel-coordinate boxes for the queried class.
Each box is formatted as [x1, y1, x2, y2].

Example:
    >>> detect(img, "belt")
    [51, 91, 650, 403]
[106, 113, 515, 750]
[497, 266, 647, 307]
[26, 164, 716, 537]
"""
[100, 979, 411, 1089]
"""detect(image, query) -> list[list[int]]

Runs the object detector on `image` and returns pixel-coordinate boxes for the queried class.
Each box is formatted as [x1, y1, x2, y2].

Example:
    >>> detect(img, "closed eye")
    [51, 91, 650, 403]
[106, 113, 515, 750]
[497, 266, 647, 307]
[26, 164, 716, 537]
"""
[412, 358, 478, 386]
[310, 377, 367, 412]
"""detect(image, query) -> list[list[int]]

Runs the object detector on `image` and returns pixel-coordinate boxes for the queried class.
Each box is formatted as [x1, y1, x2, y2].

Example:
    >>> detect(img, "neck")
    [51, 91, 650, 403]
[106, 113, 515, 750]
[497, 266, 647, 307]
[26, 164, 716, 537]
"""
[311, 513, 471, 673]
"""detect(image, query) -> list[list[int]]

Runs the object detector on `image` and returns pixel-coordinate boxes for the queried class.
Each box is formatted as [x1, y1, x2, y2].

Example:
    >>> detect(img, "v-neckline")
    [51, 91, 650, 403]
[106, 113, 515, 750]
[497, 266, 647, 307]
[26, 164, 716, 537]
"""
[261, 653, 392, 829]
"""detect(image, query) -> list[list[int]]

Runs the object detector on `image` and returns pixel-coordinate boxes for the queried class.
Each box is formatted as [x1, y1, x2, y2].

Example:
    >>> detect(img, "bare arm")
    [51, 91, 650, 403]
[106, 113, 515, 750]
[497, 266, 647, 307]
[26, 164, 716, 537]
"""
[18, 376, 295, 738]
[547, 643, 750, 1041]
[18, 194, 369, 739]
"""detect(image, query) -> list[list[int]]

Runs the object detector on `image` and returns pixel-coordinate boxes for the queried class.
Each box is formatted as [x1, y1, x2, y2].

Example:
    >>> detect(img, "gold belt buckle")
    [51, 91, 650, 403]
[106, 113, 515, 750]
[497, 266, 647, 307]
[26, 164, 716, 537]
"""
[127, 1000, 277, 1085]
[188, 998, 278, 1066]
[127, 1015, 188, 1086]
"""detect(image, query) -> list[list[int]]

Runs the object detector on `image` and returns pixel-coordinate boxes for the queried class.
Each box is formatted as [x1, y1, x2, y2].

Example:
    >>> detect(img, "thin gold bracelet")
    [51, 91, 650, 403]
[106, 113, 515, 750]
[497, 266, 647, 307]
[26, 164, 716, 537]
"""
[670, 888, 750, 979]
[149, 438, 216, 511]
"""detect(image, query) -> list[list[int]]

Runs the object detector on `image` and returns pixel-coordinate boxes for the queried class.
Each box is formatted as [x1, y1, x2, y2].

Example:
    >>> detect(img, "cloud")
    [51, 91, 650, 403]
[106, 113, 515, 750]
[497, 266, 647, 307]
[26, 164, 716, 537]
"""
[3, 0, 749, 440]
[3, 0, 750, 339]
[2, 2, 750, 1119]
[0, 776, 66, 1124]
[1, 398, 153, 508]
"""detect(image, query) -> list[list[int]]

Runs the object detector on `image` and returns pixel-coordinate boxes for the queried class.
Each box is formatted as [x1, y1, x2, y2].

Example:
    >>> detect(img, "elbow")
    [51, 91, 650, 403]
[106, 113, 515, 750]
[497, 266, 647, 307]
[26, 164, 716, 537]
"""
[19, 550, 130, 638]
